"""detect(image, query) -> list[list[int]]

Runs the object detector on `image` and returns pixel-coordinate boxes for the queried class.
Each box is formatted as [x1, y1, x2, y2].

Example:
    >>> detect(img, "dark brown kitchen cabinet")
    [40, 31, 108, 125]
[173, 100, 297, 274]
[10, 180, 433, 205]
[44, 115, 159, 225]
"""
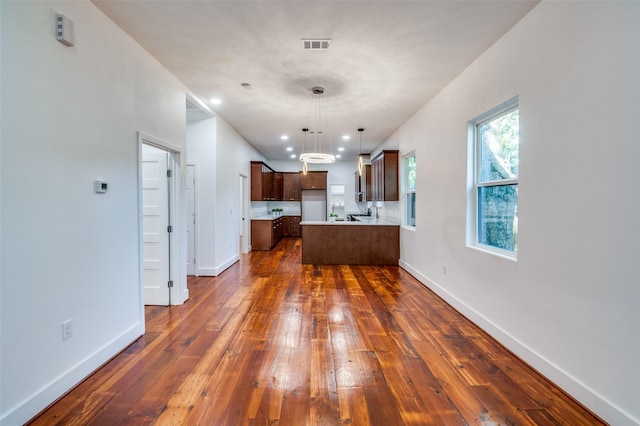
[281, 215, 301, 237]
[251, 220, 273, 250]
[251, 217, 284, 250]
[371, 150, 399, 201]
[250, 162, 263, 201]
[251, 161, 276, 201]
[272, 217, 282, 243]
[282, 172, 301, 201]
[282, 216, 291, 236]
[300, 171, 327, 190]
[289, 216, 301, 237]
[274, 173, 283, 201]
[355, 164, 372, 202]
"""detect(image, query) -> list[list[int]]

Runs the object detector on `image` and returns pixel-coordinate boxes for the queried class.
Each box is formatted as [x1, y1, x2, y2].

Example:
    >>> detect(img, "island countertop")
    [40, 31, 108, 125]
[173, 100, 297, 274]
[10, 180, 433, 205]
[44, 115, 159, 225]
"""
[300, 217, 400, 226]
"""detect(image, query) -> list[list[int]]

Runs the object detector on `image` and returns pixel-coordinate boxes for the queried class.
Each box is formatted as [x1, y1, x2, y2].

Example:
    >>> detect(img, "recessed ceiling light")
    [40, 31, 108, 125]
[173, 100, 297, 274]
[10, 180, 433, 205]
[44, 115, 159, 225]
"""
[336, 154, 342, 159]
[338, 147, 345, 151]
[210, 98, 221, 105]
[290, 154, 296, 159]
[286, 147, 293, 151]
[342, 135, 350, 140]
[281, 135, 289, 140]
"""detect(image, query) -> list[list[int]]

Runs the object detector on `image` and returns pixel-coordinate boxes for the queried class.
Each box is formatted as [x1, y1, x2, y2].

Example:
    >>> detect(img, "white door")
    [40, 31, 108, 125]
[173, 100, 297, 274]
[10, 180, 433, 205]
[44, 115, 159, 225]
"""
[142, 147, 171, 305]
[186, 164, 196, 275]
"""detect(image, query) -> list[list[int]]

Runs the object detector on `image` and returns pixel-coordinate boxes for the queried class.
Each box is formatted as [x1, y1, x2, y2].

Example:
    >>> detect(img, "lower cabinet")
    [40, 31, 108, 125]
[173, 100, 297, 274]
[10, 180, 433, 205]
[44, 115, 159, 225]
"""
[252, 216, 301, 250]
[281, 215, 301, 237]
[251, 219, 276, 250]
[272, 217, 282, 243]
[282, 217, 291, 236]
[289, 216, 301, 237]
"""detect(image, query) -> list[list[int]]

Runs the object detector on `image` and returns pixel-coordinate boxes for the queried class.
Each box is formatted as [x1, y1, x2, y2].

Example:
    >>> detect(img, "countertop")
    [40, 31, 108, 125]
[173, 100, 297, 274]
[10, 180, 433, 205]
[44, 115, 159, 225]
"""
[300, 217, 400, 226]
[251, 214, 301, 221]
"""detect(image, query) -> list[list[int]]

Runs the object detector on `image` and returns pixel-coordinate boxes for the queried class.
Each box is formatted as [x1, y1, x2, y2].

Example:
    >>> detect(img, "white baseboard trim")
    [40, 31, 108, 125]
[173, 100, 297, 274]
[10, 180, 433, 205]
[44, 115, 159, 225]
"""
[196, 266, 217, 276]
[398, 259, 638, 426]
[214, 254, 239, 276]
[196, 254, 240, 277]
[1, 322, 144, 426]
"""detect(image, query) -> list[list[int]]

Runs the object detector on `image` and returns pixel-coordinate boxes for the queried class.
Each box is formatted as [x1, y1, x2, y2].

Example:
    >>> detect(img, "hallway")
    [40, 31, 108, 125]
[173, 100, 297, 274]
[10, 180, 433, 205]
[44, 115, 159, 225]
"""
[30, 239, 603, 425]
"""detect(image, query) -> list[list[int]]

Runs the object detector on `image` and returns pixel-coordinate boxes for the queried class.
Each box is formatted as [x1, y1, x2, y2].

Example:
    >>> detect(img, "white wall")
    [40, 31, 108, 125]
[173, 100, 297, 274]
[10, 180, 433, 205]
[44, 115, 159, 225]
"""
[186, 114, 264, 275]
[186, 117, 217, 275]
[0, 1, 187, 424]
[391, 2, 640, 424]
[214, 116, 262, 272]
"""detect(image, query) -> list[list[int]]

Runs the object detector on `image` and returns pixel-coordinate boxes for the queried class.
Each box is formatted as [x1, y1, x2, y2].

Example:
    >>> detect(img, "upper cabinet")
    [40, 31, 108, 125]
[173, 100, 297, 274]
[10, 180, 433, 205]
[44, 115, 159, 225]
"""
[300, 171, 327, 190]
[252, 163, 310, 201]
[355, 164, 372, 202]
[274, 172, 284, 201]
[371, 150, 399, 201]
[252, 163, 328, 200]
[251, 161, 276, 201]
[282, 172, 301, 201]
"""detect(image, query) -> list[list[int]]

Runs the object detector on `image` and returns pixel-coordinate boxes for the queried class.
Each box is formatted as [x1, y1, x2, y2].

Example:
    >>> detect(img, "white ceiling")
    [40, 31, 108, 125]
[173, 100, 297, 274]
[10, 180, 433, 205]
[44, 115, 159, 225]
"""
[93, 0, 537, 161]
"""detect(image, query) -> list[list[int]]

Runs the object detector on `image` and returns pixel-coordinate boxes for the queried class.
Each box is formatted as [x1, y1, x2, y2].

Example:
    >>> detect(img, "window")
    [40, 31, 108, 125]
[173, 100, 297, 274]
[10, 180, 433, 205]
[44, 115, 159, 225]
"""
[405, 153, 416, 227]
[472, 100, 519, 255]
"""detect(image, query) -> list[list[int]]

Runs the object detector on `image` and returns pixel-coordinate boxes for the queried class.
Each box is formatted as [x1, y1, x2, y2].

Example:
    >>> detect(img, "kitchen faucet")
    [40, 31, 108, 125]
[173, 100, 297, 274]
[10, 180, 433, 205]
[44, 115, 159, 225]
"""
[369, 205, 379, 219]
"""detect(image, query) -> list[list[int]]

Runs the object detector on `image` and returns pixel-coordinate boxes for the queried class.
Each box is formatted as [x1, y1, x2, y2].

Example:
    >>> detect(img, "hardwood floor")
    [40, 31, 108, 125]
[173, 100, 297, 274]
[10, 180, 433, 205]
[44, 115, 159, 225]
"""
[30, 238, 603, 425]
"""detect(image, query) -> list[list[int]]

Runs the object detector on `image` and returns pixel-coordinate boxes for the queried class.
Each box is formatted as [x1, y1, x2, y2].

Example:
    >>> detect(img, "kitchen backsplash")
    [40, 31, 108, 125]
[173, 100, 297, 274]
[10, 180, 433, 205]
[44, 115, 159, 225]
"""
[251, 200, 398, 219]
[251, 201, 301, 217]
[380, 202, 400, 219]
[350, 201, 399, 219]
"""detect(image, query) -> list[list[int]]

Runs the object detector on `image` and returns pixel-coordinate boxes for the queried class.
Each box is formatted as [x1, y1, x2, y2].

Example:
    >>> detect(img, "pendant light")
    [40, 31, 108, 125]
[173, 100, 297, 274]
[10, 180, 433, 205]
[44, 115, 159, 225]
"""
[299, 86, 335, 166]
[357, 128, 364, 176]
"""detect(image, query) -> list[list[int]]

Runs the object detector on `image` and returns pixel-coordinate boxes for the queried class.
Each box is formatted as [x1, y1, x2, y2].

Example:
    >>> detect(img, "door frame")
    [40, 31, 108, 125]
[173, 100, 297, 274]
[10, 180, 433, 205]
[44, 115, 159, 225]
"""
[186, 162, 199, 275]
[137, 131, 186, 312]
[239, 172, 249, 254]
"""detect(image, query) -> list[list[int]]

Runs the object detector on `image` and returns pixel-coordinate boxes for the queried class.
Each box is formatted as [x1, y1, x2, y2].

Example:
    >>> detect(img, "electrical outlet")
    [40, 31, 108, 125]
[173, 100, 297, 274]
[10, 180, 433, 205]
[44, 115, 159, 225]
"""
[442, 265, 447, 275]
[62, 319, 72, 340]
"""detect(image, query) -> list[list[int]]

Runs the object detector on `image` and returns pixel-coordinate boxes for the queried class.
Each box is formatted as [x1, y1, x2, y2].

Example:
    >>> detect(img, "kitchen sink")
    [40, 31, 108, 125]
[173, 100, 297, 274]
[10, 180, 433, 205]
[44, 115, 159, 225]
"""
[346, 213, 371, 221]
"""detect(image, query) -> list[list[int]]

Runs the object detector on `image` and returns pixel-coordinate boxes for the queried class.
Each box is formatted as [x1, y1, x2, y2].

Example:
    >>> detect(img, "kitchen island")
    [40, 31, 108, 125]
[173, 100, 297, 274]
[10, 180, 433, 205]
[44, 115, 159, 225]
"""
[300, 218, 400, 265]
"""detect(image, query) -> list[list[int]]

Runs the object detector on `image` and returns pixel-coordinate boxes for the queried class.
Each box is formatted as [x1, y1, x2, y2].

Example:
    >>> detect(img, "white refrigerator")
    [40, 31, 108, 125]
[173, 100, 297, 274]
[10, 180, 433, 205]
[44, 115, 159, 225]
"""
[301, 190, 327, 221]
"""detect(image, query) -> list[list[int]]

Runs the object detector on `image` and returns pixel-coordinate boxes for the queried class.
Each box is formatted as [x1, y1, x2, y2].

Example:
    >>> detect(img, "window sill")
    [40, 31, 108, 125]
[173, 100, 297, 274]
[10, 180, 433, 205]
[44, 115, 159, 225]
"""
[467, 243, 517, 262]
[401, 225, 416, 232]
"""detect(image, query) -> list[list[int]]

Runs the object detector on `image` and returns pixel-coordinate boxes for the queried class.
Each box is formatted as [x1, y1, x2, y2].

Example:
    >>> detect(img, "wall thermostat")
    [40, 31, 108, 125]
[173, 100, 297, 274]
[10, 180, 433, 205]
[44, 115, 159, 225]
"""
[94, 180, 108, 193]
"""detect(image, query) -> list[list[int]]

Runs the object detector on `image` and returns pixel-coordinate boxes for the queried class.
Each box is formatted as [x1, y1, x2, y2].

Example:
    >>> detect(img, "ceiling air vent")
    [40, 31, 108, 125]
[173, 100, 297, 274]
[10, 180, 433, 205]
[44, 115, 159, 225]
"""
[302, 38, 331, 50]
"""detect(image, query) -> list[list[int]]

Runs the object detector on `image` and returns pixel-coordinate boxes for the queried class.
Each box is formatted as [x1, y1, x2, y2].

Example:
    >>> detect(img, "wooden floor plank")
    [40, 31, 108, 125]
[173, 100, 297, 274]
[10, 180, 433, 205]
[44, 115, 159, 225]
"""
[28, 237, 605, 425]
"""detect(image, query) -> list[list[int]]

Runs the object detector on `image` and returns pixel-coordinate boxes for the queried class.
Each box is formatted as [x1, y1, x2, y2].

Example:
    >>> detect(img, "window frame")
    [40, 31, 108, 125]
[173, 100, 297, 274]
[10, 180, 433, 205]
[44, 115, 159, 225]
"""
[469, 97, 519, 259]
[404, 151, 416, 229]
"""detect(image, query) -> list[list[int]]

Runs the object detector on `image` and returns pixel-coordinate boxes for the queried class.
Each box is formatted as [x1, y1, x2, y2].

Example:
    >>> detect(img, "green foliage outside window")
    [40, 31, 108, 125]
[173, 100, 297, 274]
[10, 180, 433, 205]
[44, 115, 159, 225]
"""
[407, 155, 416, 190]
[477, 108, 519, 252]
[406, 154, 416, 227]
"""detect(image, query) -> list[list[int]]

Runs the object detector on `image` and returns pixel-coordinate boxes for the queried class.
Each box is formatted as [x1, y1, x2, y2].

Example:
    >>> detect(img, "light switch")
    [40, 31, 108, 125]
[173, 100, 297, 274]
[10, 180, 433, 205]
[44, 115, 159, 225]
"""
[56, 14, 74, 47]
[94, 180, 108, 193]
